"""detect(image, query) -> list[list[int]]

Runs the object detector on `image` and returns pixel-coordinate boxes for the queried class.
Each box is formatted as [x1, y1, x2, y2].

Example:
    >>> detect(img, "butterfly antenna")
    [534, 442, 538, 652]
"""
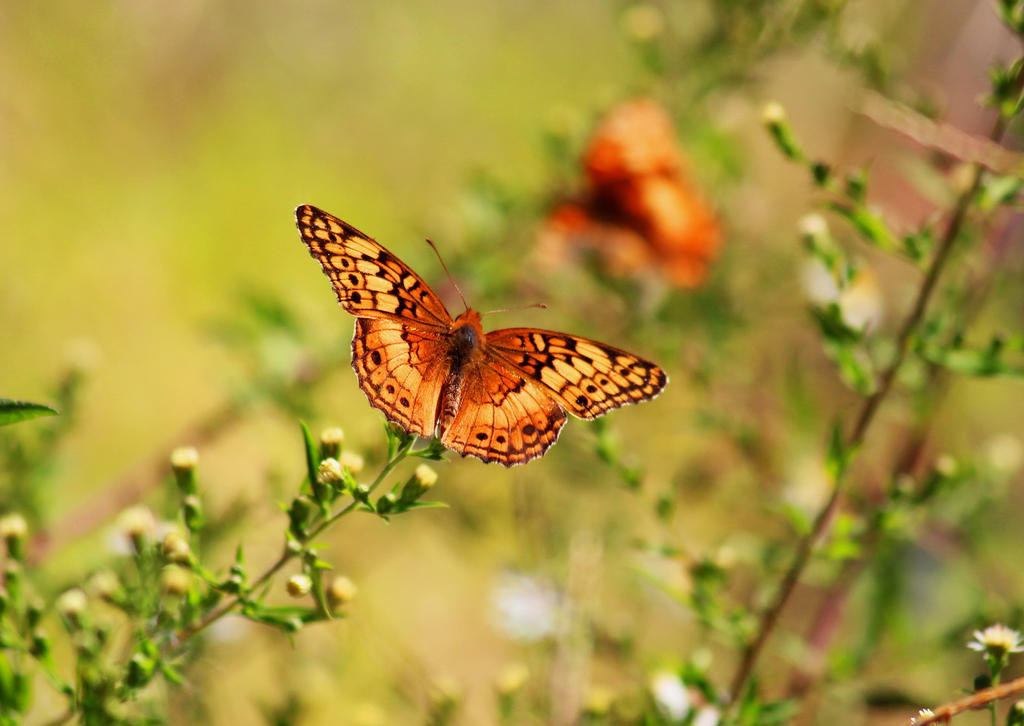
[425, 238, 469, 312]
[482, 302, 549, 316]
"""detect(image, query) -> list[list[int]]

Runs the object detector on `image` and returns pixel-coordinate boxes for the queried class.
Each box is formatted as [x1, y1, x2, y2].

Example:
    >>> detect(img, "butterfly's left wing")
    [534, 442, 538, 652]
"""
[485, 328, 667, 420]
[296, 205, 452, 330]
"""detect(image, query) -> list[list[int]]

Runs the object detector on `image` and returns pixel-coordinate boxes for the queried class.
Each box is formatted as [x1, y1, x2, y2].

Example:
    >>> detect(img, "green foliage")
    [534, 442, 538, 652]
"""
[0, 400, 57, 428]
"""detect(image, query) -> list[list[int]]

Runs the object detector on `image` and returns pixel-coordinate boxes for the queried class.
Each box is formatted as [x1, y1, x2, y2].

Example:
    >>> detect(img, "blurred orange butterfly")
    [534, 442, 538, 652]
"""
[543, 98, 721, 288]
[296, 204, 668, 466]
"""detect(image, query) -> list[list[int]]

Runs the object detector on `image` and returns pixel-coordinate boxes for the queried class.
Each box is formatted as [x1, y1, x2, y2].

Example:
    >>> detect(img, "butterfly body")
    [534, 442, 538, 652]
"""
[297, 204, 667, 467]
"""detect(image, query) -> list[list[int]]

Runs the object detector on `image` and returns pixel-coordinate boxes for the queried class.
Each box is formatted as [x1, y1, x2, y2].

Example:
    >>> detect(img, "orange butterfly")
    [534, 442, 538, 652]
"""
[542, 98, 721, 288]
[296, 204, 668, 467]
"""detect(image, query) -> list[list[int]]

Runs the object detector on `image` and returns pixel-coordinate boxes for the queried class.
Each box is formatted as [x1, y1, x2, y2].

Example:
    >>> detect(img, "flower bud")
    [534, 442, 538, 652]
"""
[414, 464, 437, 489]
[286, 574, 312, 597]
[1008, 700, 1024, 726]
[182, 495, 204, 532]
[117, 506, 156, 552]
[327, 576, 357, 609]
[126, 653, 156, 688]
[30, 629, 50, 658]
[161, 532, 191, 564]
[160, 565, 191, 596]
[761, 102, 804, 161]
[317, 458, 344, 486]
[319, 427, 345, 460]
[0, 513, 28, 561]
[87, 570, 120, 601]
[399, 464, 438, 505]
[376, 491, 397, 515]
[288, 495, 314, 538]
[55, 588, 88, 627]
[3, 562, 21, 606]
[26, 599, 43, 629]
[170, 446, 198, 495]
[340, 451, 365, 476]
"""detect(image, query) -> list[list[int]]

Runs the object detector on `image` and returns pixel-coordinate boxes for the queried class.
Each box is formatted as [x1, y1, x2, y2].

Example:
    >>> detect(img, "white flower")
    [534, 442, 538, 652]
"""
[967, 623, 1024, 658]
[649, 671, 690, 722]
[490, 573, 560, 642]
[694, 706, 720, 726]
[910, 707, 934, 725]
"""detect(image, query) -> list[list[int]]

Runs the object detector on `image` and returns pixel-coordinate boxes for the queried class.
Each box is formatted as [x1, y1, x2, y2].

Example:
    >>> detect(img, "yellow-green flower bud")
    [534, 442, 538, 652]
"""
[182, 495, 204, 532]
[286, 574, 312, 597]
[170, 446, 198, 473]
[340, 451, 364, 475]
[55, 588, 87, 619]
[171, 446, 199, 496]
[327, 576, 357, 609]
[87, 570, 120, 601]
[0, 513, 28, 561]
[30, 629, 50, 658]
[761, 101, 804, 161]
[117, 505, 156, 552]
[414, 464, 437, 490]
[160, 565, 191, 596]
[161, 532, 191, 564]
[320, 427, 345, 459]
[317, 458, 344, 486]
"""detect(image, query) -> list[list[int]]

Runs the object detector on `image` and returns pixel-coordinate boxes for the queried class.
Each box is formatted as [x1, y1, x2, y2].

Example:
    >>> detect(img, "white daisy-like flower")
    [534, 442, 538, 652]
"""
[967, 623, 1024, 658]
[910, 707, 934, 725]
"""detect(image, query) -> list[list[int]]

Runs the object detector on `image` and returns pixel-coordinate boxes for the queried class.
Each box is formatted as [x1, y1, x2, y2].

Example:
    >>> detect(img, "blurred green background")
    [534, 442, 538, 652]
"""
[4, 0, 1024, 724]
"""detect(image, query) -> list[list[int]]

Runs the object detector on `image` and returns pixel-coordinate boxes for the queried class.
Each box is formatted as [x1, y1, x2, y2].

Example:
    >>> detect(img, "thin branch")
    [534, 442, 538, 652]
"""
[727, 140, 990, 705]
[913, 674, 1024, 725]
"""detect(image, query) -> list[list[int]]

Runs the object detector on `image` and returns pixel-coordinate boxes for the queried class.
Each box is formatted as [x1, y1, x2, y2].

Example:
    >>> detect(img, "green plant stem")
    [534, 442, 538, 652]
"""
[726, 152, 989, 710]
[163, 437, 414, 654]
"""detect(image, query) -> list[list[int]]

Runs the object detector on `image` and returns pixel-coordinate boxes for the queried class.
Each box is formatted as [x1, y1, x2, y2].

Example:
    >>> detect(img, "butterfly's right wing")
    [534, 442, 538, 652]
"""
[439, 360, 567, 467]
[296, 205, 453, 329]
[485, 328, 667, 420]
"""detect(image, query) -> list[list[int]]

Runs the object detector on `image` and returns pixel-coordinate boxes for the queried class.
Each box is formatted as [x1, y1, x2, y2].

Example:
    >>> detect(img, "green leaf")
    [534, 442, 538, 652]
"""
[0, 399, 58, 427]
[918, 335, 1024, 378]
[830, 344, 877, 395]
[403, 501, 449, 511]
[809, 303, 863, 345]
[300, 421, 319, 486]
[825, 420, 854, 483]
[979, 174, 1024, 210]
